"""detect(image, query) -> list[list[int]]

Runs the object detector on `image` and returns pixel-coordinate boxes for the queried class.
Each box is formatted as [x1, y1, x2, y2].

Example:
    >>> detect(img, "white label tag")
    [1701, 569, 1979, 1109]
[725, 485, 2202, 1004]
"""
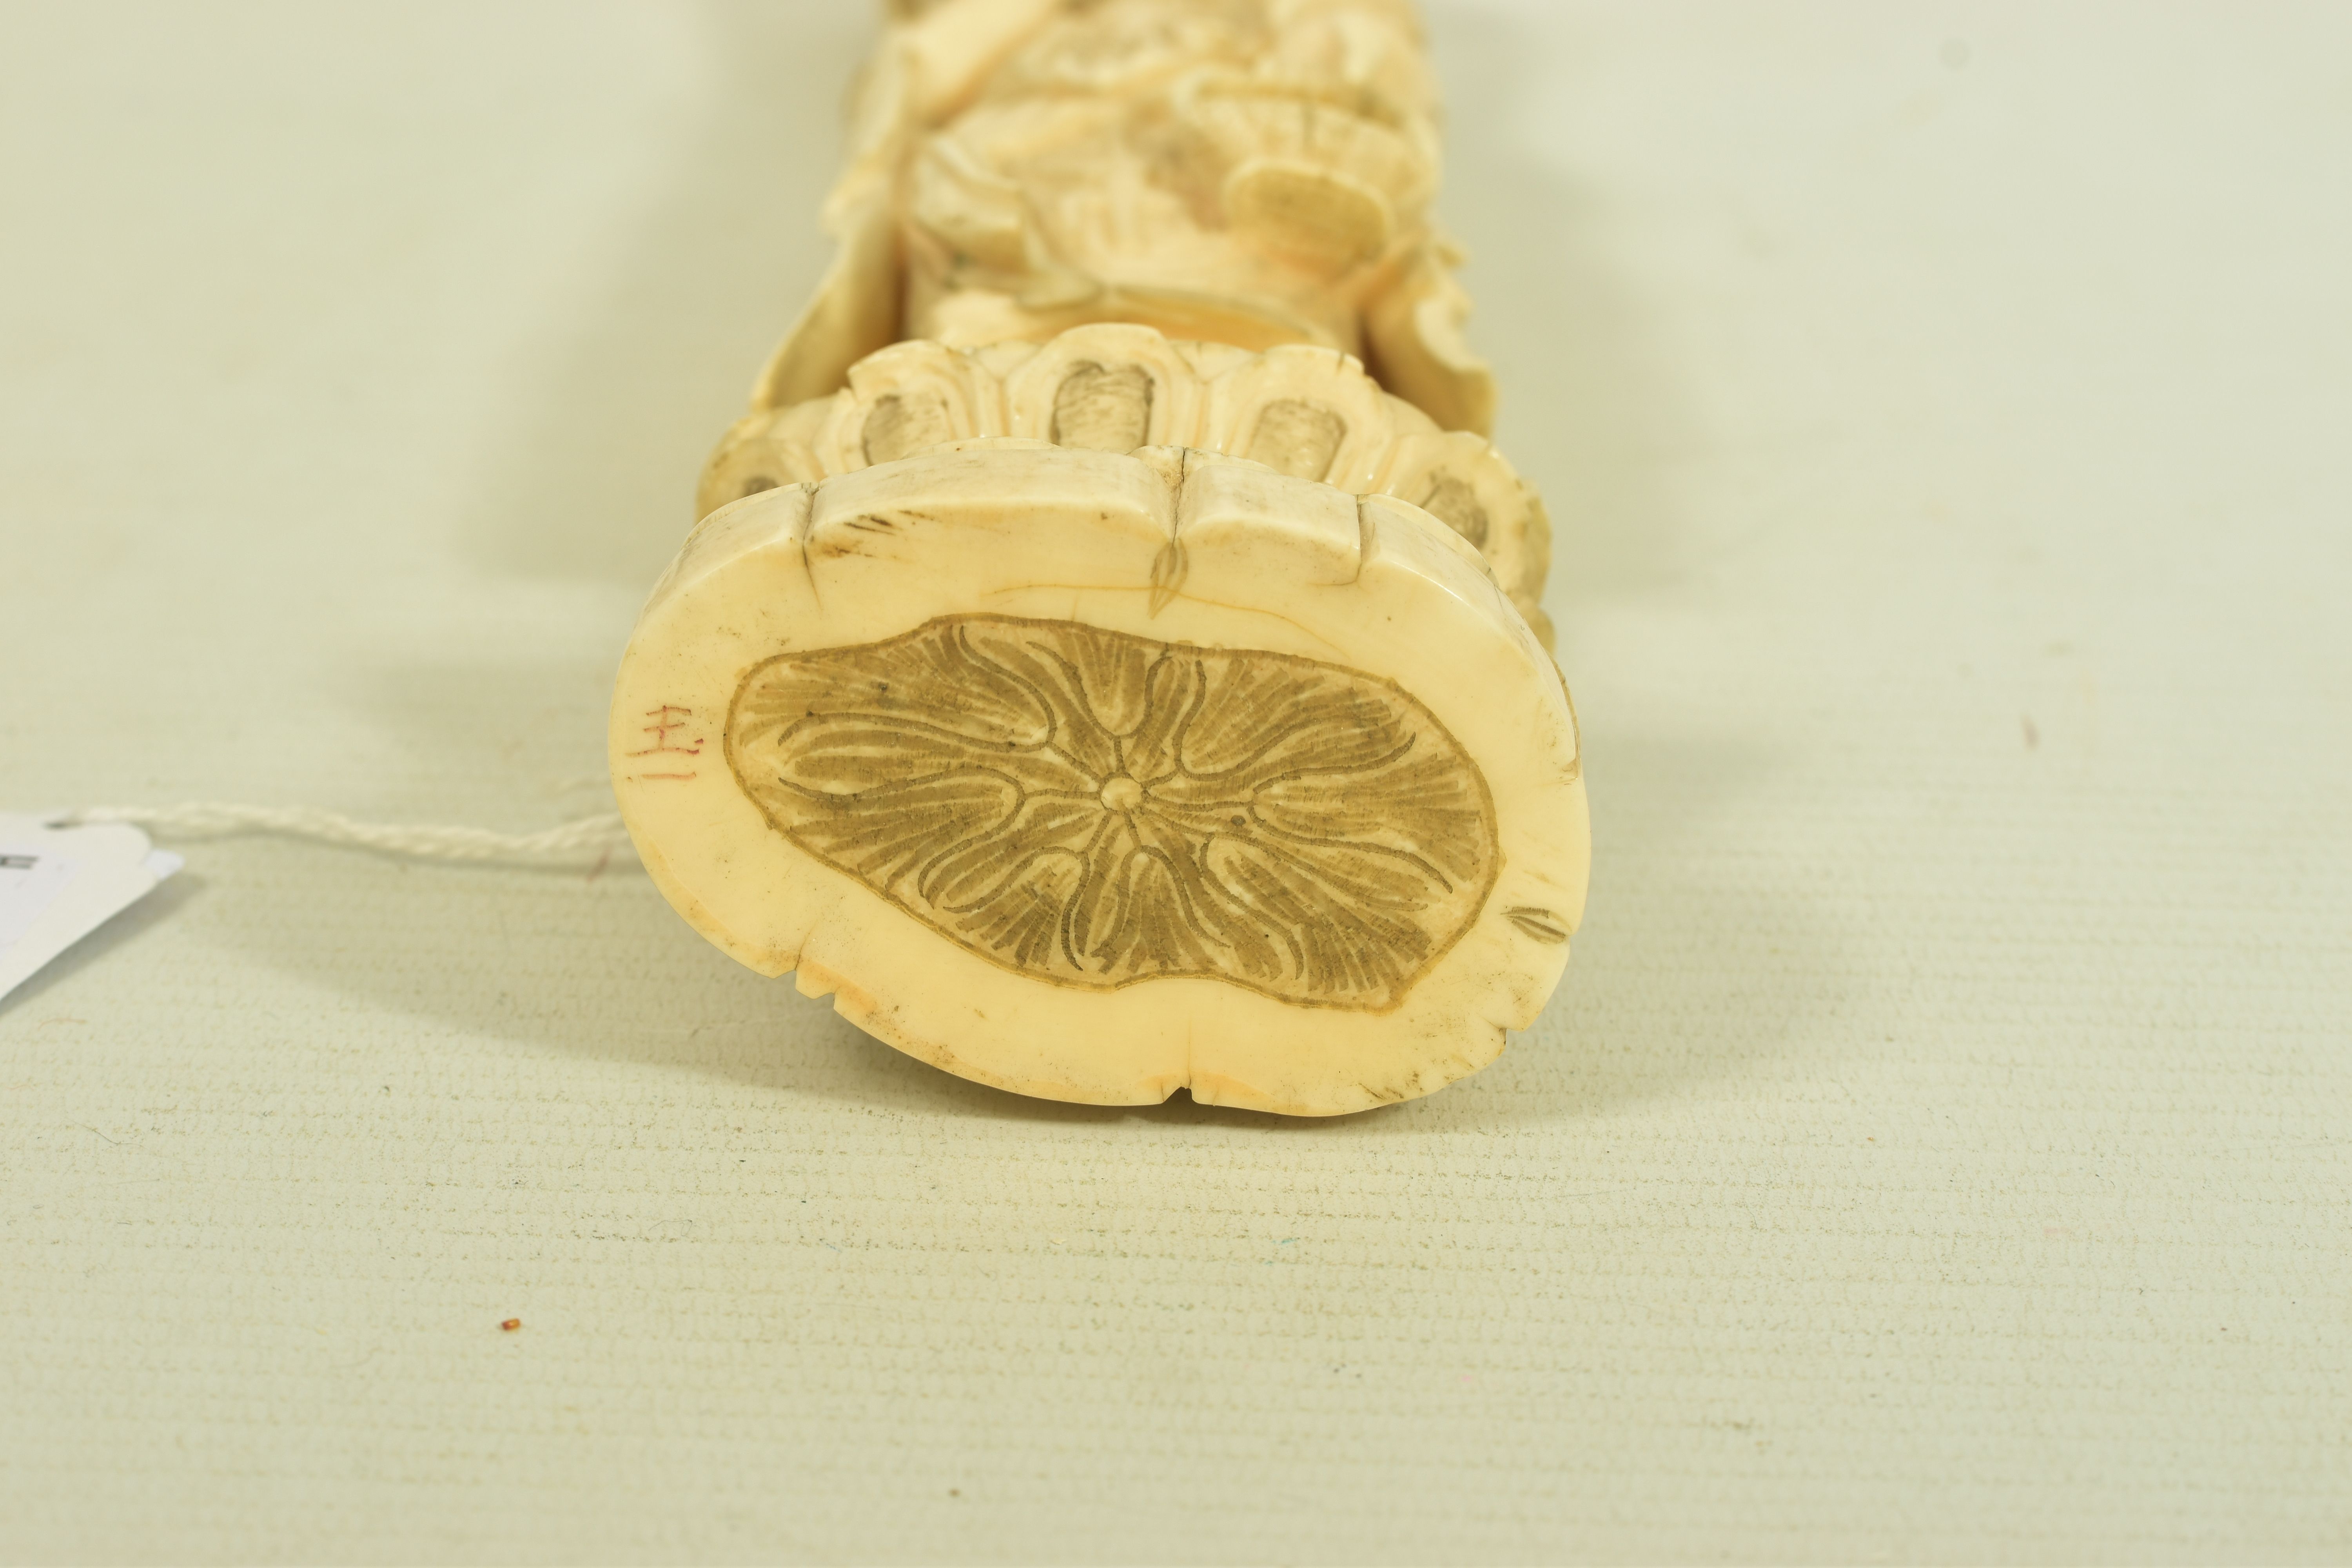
[0, 815, 182, 1004]
[0, 850, 79, 951]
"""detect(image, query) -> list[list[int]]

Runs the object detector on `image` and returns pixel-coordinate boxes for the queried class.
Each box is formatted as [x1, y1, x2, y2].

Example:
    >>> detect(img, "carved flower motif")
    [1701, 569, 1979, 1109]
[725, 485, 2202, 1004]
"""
[727, 615, 1498, 1010]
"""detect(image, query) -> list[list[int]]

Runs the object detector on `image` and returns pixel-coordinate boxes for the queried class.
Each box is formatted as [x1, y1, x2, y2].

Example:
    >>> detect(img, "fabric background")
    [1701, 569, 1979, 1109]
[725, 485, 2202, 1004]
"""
[3, 2, 2347, 1561]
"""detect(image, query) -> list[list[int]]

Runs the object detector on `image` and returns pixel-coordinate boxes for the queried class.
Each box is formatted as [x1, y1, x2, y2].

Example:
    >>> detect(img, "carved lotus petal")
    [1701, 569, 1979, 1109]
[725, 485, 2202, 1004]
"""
[726, 615, 1501, 1012]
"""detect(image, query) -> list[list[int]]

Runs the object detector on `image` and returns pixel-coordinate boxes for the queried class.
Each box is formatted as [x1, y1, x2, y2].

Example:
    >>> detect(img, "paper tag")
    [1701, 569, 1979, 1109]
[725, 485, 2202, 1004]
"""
[0, 814, 183, 1004]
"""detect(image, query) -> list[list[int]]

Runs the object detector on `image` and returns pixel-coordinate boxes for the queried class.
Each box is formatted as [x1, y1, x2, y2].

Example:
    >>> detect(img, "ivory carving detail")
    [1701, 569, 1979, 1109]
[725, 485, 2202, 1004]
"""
[701, 325, 1555, 646]
[769, 0, 1499, 435]
[610, 0, 1592, 1116]
[728, 615, 1499, 1009]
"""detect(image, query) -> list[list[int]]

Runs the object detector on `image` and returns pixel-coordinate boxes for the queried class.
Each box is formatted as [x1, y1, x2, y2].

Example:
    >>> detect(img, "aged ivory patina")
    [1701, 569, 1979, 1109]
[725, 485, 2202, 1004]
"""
[611, 0, 1589, 1115]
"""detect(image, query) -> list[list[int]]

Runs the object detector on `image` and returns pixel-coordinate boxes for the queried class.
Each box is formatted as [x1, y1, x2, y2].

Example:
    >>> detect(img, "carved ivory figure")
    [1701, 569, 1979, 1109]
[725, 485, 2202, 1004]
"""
[611, 0, 1589, 1115]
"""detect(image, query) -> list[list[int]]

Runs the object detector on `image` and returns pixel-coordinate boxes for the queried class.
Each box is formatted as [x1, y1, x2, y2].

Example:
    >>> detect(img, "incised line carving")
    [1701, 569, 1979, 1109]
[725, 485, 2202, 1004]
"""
[725, 614, 1501, 1011]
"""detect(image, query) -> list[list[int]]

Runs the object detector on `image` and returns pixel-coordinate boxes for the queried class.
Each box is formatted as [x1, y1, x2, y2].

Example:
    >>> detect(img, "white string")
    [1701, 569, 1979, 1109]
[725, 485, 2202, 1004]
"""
[42, 804, 637, 867]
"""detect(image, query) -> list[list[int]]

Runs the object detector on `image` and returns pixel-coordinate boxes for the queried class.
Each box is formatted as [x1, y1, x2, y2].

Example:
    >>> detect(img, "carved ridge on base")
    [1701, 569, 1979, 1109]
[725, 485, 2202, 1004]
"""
[701, 325, 1555, 648]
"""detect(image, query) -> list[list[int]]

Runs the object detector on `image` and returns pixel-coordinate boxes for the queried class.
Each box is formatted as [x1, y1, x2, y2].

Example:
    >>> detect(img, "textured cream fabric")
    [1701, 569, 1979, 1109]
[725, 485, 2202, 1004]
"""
[3, 2, 2348, 1562]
